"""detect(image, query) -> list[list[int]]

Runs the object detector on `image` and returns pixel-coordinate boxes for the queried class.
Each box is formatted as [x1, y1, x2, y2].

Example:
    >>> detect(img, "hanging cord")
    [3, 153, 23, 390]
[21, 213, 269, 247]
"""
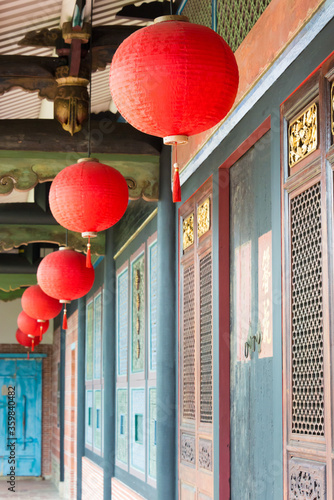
[170, 0, 173, 15]
[65, 228, 68, 247]
[87, 0, 93, 158]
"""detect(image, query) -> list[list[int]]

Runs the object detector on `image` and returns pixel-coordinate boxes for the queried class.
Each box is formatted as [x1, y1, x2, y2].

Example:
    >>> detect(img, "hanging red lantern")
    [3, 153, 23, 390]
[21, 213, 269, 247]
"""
[49, 158, 129, 267]
[16, 328, 41, 357]
[17, 311, 49, 339]
[21, 285, 62, 339]
[37, 247, 94, 330]
[110, 15, 239, 202]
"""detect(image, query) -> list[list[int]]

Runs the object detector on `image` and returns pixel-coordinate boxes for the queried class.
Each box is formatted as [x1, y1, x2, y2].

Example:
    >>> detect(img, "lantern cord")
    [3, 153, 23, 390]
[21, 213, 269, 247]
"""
[27, 351, 30, 360]
[40, 324, 43, 341]
[86, 235, 92, 268]
[65, 228, 68, 247]
[62, 304, 68, 330]
[172, 142, 181, 203]
[87, 0, 94, 158]
[170, 0, 173, 15]
[32, 339, 35, 353]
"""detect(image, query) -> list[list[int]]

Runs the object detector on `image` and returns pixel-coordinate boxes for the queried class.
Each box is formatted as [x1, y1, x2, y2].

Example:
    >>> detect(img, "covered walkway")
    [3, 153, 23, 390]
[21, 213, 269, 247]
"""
[0, 478, 61, 499]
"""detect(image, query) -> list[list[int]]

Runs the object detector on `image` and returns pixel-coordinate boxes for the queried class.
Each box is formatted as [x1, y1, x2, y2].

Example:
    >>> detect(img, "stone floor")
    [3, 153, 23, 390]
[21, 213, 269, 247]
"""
[0, 478, 61, 499]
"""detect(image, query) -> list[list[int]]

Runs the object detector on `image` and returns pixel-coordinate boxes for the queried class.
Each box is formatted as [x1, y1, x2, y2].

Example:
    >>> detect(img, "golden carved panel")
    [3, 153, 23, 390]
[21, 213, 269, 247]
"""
[183, 213, 194, 250]
[289, 103, 318, 167]
[331, 82, 334, 137]
[197, 198, 210, 238]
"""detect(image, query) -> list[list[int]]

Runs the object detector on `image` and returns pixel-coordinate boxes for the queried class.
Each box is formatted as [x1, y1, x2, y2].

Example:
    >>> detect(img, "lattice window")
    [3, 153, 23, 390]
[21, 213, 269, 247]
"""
[183, 0, 212, 29]
[183, 264, 196, 420]
[217, 0, 272, 52]
[290, 182, 324, 436]
[200, 252, 213, 423]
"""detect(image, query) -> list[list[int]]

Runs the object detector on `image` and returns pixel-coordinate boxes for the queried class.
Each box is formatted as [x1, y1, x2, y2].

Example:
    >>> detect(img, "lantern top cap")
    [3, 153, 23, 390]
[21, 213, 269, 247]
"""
[77, 157, 100, 164]
[59, 246, 73, 251]
[154, 15, 189, 24]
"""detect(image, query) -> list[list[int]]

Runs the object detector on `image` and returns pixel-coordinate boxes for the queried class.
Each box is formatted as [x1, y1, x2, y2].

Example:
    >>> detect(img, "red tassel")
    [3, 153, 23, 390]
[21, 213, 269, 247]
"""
[86, 238, 92, 268]
[32, 339, 34, 353]
[173, 163, 181, 203]
[27, 351, 30, 360]
[62, 305, 68, 330]
[40, 324, 43, 341]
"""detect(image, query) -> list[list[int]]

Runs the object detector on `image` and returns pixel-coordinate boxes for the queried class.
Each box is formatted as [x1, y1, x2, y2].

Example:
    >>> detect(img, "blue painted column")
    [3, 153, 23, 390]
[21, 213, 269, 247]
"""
[77, 296, 86, 500]
[102, 228, 116, 499]
[156, 146, 176, 500]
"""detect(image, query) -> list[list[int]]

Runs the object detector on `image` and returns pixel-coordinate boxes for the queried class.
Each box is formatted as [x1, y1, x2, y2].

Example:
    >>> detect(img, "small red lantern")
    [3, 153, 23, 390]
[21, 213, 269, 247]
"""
[17, 310, 49, 340]
[22, 285, 62, 339]
[110, 15, 239, 202]
[37, 247, 95, 330]
[16, 328, 41, 358]
[49, 158, 129, 267]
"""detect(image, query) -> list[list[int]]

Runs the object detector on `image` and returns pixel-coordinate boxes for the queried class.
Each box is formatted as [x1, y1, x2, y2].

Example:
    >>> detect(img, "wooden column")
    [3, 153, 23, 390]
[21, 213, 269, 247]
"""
[102, 228, 116, 499]
[156, 146, 176, 500]
[77, 296, 86, 500]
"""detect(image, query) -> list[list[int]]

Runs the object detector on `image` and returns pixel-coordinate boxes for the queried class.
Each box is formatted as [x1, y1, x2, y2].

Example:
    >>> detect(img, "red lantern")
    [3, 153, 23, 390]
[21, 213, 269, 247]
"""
[49, 158, 129, 267]
[22, 285, 62, 339]
[110, 15, 239, 202]
[17, 311, 49, 339]
[16, 328, 41, 357]
[37, 247, 94, 329]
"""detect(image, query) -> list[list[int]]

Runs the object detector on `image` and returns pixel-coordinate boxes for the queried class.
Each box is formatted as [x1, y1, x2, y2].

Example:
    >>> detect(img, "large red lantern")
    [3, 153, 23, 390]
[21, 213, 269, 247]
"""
[22, 285, 62, 339]
[16, 328, 41, 357]
[110, 15, 239, 202]
[37, 247, 94, 329]
[49, 158, 129, 266]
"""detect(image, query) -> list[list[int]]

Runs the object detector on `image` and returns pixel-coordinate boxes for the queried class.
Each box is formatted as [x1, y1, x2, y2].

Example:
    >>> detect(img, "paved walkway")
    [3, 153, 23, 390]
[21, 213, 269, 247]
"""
[0, 478, 61, 499]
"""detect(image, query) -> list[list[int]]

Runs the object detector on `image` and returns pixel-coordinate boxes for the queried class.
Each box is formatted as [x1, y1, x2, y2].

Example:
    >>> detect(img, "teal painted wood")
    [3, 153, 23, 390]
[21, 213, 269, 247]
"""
[230, 131, 274, 499]
[0, 359, 42, 476]
[0, 354, 47, 358]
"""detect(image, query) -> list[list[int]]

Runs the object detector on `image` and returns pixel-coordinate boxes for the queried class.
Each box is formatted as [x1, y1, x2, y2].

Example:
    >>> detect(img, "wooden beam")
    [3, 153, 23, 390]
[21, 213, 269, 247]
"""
[0, 116, 162, 155]
[0, 55, 66, 99]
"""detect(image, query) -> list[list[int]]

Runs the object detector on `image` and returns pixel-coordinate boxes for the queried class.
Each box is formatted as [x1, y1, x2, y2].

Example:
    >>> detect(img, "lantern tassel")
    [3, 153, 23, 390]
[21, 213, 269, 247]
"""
[173, 163, 181, 203]
[27, 351, 30, 360]
[40, 324, 43, 341]
[32, 339, 35, 353]
[62, 305, 68, 330]
[86, 237, 92, 268]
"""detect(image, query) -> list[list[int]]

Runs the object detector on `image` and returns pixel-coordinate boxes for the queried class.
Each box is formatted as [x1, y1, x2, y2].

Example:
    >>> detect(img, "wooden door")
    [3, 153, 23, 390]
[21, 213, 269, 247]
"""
[179, 178, 213, 500]
[0, 358, 42, 476]
[281, 53, 334, 499]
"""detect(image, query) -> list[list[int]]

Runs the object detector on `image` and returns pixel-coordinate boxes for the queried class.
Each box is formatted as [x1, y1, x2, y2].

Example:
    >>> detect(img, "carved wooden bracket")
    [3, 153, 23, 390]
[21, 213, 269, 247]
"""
[0, 225, 105, 255]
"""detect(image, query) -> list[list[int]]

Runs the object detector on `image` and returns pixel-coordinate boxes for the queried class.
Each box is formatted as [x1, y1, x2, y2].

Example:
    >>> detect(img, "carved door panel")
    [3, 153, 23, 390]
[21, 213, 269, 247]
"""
[281, 54, 334, 499]
[179, 178, 213, 500]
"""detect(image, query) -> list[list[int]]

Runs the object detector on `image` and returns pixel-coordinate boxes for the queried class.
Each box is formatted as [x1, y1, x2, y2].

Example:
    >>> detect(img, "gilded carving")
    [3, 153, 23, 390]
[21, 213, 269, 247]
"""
[54, 68, 89, 136]
[289, 103, 318, 167]
[136, 316, 140, 335]
[331, 82, 334, 137]
[136, 340, 140, 359]
[183, 213, 194, 250]
[197, 198, 210, 238]
[136, 293, 140, 311]
[135, 269, 141, 290]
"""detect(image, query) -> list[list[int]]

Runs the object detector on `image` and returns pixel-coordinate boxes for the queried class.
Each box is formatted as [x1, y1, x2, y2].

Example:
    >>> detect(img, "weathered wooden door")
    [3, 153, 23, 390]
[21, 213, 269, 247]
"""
[281, 54, 334, 499]
[0, 358, 42, 476]
[229, 129, 275, 499]
[179, 178, 213, 499]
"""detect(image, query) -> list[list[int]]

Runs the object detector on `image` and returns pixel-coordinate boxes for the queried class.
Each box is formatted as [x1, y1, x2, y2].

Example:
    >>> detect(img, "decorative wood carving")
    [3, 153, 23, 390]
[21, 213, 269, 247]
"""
[0, 55, 66, 100]
[289, 458, 326, 499]
[183, 213, 194, 250]
[183, 264, 196, 420]
[197, 198, 210, 238]
[198, 439, 213, 471]
[331, 82, 334, 137]
[289, 103, 318, 168]
[0, 224, 105, 254]
[200, 252, 213, 423]
[181, 433, 196, 466]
